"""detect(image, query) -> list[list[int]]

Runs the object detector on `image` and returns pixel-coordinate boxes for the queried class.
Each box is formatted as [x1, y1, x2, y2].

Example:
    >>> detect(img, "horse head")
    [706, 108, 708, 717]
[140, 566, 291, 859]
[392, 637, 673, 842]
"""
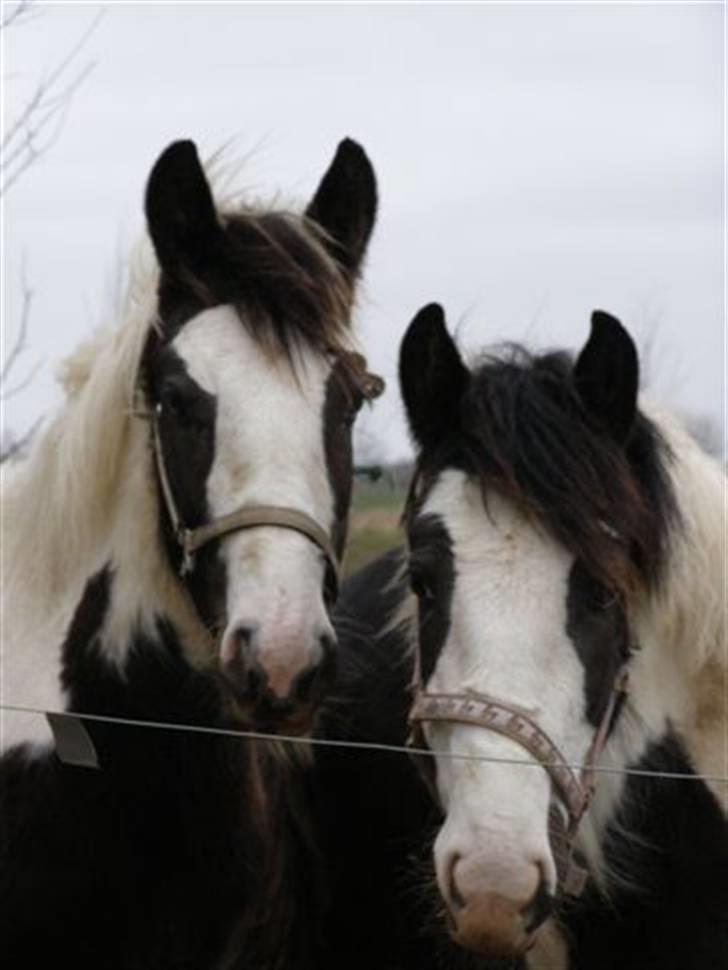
[139, 139, 381, 732]
[398, 303, 677, 958]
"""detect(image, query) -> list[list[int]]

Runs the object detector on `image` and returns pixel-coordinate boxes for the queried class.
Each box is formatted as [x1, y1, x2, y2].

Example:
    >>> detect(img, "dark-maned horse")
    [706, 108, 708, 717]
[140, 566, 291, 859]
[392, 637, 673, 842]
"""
[1, 137, 381, 969]
[315, 304, 727, 970]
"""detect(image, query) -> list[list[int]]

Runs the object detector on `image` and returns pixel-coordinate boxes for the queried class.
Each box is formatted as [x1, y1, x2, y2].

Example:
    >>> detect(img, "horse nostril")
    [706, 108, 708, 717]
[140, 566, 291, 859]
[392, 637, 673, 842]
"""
[447, 854, 465, 911]
[221, 623, 259, 668]
[522, 866, 554, 933]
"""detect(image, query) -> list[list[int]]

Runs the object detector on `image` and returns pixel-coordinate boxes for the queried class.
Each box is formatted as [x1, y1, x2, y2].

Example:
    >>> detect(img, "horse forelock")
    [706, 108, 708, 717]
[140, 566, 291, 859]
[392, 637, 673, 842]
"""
[409, 345, 679, 605]
[399, 354, 726, 897]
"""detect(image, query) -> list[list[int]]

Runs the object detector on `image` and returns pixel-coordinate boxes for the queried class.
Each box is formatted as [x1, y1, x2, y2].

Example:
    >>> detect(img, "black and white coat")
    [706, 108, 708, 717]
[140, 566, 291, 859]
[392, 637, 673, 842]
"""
[1, 137, 378, 970]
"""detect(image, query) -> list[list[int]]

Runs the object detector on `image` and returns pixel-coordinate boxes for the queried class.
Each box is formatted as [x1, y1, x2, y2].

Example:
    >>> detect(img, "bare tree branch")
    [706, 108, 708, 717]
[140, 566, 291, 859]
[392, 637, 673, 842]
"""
[1, 257, 33, 385]
[3, 358, 43, 400]
[0, 416, 42, 464]
[1, 7, 103, 197]
[1, 1, 35, 32]
[1, 3, 104, 463]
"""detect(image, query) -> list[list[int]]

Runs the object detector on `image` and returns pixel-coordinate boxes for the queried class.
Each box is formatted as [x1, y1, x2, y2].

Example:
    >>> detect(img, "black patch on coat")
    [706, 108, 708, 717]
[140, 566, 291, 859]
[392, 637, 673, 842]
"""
[566, 560, 632, 727]
[563, 731, 728, 970]
[4, 571, 327, 970]
[146, 346, 226, 628]
[408, 514, 456, 686]
[59, 566, 112, 694]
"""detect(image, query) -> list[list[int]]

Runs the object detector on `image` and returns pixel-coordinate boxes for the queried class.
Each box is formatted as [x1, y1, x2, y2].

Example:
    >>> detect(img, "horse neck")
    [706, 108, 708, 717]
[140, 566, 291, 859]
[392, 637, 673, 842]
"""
[587, 413, 727, 861]
[2, 394, 209, 741]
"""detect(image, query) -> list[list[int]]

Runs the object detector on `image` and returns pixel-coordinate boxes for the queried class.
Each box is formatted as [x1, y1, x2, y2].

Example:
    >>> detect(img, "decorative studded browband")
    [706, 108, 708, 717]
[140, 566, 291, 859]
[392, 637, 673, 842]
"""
[408, 665, 631, 897]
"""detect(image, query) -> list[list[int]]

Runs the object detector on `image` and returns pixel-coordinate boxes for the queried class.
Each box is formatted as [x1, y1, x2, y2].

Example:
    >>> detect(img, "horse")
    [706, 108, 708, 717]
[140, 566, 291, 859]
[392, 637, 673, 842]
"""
[314, 303, 727, 969]
[0, 136, 382, 970]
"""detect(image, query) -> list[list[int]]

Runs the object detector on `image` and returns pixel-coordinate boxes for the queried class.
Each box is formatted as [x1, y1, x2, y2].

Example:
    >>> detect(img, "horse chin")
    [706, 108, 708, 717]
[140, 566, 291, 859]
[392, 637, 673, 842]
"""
[450, 929, 536, 962]
[447, 912, 540, 962]
[222, 690, 317, 738]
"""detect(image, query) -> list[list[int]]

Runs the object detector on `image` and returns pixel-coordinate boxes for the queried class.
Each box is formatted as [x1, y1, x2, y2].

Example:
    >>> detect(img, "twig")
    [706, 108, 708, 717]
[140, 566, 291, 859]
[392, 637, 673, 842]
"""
[1, 258, 33, 385]
[0, 0, 35, 32]
[0, 416, 42, 464]
[1, 8, 104, 197]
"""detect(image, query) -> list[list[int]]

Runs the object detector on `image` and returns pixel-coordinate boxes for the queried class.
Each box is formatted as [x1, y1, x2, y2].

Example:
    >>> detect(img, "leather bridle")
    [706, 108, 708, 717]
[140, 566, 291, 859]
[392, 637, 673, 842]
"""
[148, 354, 384, 604]
[152, 405, 341, 600]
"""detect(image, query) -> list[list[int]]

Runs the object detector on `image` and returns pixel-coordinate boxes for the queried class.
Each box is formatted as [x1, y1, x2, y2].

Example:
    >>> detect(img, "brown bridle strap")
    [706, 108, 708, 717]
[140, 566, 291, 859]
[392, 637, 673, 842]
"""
[409, 691, 588, 822]
[408, 662, 631, 897]
[151, 409, 339, 595]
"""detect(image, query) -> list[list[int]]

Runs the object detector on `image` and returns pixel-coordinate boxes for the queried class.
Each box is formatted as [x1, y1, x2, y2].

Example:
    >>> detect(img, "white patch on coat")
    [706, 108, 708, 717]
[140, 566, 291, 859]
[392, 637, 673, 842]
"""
[1, 250, 159, 752]
[417, 398, 727, 928]
[171, 307, 337, 688]
[1, 287, 344, 752]
[420, 471, 595, 903]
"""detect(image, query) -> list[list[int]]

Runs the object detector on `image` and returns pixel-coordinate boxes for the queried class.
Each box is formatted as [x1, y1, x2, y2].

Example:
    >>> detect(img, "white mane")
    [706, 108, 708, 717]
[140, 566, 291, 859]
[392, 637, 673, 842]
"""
[3, 243, 159, 618]
[578, 400, 727, 885]
[1, 156, 270, 637]
[0, 242, 161, 747]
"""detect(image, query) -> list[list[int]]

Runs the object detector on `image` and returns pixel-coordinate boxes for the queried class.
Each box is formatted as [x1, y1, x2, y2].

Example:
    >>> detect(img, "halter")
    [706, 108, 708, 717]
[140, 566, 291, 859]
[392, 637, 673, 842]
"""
[151, 408, 341, 599]
[408, 664, 630, 897]
[144, 348, 384, 604]
[403, 462, 633, 897]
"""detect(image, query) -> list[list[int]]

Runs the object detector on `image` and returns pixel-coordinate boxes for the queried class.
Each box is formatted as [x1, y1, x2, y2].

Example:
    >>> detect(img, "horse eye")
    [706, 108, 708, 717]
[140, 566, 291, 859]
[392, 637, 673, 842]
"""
[410, 569, 435, 605]
[590, 583, 618, 612]
[160, 379, 201, 423]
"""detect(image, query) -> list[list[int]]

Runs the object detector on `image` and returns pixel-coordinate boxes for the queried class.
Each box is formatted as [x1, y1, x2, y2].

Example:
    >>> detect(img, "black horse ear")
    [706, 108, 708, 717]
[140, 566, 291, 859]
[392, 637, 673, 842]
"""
[145, 140, 221, 277]
[399, 304, 470, 451]
[306, 138, 377, 280]
[574, 310, 639, 443]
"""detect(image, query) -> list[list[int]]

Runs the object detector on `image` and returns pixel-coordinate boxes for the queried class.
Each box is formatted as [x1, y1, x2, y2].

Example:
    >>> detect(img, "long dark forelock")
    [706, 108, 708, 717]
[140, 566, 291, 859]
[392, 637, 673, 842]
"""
[171, 208, 353, 366]
[420, 346, 679, 598]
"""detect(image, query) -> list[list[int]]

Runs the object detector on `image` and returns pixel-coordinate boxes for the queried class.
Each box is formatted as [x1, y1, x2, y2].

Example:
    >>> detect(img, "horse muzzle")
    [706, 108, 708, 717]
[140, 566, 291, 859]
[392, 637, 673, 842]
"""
[219, 622, 337, 733]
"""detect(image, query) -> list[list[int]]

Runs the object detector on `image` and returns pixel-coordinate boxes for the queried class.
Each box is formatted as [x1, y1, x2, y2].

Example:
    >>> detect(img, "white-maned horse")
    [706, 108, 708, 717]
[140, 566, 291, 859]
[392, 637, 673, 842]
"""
[1, 137, 381, 969]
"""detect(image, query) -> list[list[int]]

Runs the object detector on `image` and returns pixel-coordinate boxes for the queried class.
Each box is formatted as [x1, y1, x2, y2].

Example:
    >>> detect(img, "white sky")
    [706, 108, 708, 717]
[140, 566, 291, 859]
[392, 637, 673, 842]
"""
[3, 1, 724, 461]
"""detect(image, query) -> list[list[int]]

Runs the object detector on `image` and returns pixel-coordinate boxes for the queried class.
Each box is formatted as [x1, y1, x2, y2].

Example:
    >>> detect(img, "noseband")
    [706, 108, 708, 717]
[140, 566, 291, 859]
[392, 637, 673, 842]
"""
[409, 663, 630, 896]
[409, 662, 629, 896]
[145, 350, 383, 604]
[402, 464, 635, 896]
[151, 408, 341, 599]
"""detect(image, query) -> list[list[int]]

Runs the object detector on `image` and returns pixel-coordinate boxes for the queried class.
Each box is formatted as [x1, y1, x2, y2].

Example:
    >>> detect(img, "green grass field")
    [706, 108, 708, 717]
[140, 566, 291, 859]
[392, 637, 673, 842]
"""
[343, 481, 406, 576]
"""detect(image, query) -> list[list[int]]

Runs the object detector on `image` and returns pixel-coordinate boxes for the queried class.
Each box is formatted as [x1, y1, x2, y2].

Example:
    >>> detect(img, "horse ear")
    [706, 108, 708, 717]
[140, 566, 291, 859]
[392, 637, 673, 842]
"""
[574, 310, 639, 443]
[399, 303, 470, 451]
[306, 138, 377, 280]
[145, 140, 221, 277]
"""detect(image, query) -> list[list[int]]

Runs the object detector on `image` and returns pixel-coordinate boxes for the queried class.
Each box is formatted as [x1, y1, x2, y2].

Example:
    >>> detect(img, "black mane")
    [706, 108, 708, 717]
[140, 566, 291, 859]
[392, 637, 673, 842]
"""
[412, 345, 679, 596]
[154, 209, 353, 362]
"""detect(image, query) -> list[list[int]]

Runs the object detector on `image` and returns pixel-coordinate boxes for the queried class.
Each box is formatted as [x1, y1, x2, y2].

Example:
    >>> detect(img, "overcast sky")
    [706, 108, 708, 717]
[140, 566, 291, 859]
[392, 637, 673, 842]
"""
[3, 1, 723, 461]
